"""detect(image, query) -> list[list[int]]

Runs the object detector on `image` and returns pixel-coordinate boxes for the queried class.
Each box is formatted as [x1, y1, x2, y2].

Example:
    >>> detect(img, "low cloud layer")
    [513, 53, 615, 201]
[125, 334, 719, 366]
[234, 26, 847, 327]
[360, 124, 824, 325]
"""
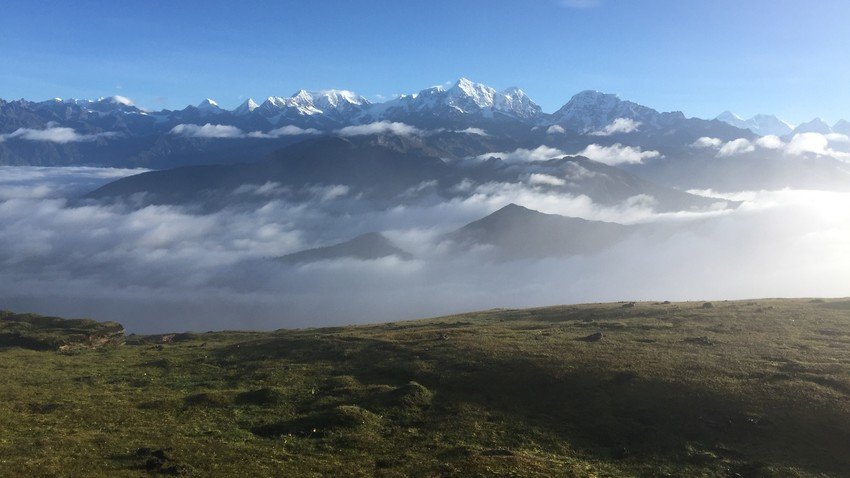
[694, 132, 850, 159]
[1, 167, 849, 333]
[0, 166, 148, 200]
[168, 121, 487, 140]
[170, 123, 321, 139]
[248, 125, 321, 138]
[336, 121, 424, 137]
[575, 143, 660, 165]
[474, 145, 567, 163]
[170, 123, 244, 138]
[590, 118, 641, 136]
[0, 126, 117, 143]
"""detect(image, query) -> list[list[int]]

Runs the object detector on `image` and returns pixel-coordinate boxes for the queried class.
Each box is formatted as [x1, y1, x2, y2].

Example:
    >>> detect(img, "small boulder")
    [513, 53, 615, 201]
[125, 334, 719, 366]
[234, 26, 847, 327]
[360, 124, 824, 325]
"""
[579, 332, 604, 342]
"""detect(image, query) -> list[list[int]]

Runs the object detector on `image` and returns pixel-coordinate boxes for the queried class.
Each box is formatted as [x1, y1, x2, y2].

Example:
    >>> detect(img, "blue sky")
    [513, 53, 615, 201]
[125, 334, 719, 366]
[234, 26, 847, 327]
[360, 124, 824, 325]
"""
[1, 0, 848, 124]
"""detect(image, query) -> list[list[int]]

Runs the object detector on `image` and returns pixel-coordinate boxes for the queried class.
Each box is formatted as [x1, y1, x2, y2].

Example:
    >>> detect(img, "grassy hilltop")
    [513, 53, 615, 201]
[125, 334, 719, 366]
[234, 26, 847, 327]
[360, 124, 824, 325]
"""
[1, 299, 849, 477]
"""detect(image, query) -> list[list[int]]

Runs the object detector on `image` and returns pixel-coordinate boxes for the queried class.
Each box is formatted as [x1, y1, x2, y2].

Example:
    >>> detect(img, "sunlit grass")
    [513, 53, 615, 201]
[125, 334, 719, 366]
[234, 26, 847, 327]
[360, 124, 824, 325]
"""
[1, 299, 849, 476]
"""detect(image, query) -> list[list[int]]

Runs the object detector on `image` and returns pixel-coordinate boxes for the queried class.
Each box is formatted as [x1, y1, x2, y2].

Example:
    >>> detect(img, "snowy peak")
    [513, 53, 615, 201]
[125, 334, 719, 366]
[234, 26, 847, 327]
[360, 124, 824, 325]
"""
[750, 114, 794, 136]
[716, 111, 746, 127]
[232, 98, 259, 115]
[793, 118, 833, 135]
[374, 78, 543, 120]
[309, 89, 370, 110]
[257, 89, 369, 121]
[196, 98, 222, 115]
[497, 87, 543, 119]
[446, 78, 497, 109]
[259, 94, 322, 117]
[550, 90, 656, 132]
[716, 111, 793, 136]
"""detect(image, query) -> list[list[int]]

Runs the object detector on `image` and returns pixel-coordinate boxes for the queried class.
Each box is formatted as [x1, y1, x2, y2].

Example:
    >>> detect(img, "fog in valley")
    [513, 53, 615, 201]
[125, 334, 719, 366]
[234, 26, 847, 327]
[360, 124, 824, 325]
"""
[1, 165, 848, 333]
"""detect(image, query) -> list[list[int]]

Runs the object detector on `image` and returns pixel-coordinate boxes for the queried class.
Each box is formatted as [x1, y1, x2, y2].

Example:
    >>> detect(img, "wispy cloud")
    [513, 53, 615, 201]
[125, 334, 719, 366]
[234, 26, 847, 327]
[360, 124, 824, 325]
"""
[247, 125, 320, 138]
[718, 138, 755, 157]
[336, 121, 424, 137]
[694, 133, 850, 159]
[170, 123, 244, 138]
[454, 127, 490, 136]
[527, 173, 566, 186]
[590, 118, 641, 136]
[576, 143, 660, 165]
[692, 137, 723, 148]
[171, 123, 321, 139]
[0, 126, 117, 144]
[474, 145, 567, 163]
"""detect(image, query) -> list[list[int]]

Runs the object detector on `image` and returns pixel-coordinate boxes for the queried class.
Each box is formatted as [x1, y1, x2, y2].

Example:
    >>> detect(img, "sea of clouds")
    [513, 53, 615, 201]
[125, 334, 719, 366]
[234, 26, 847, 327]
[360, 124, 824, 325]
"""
[1, 166, 849, 333]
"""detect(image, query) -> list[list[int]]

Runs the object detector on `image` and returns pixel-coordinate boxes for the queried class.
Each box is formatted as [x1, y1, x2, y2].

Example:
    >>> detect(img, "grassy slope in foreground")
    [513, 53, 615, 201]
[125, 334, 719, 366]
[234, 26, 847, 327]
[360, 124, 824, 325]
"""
[1, 299, 849, 477]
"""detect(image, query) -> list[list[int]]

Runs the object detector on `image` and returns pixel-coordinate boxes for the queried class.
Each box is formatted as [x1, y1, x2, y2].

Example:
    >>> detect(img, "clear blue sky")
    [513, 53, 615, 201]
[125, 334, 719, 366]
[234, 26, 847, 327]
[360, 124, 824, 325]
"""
[1, 0, 848, 124]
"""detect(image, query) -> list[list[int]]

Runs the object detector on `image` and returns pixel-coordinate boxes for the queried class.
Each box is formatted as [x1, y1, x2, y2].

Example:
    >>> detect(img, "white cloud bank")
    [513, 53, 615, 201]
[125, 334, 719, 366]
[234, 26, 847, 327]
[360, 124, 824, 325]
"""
[1, 168, 850, 333]
[336, 121, 424, 137]
[527, 173, 567, 186]
[475, 145, 567, 163]
[455, 127, 489, 136]
[170, 123, 244, 139]
[247, 125, 320, 138]
[576, 143, 660, 165]
[169, 123, 322, 139]
[590, 118, 641, 136]
[718, 138, 756, 157]
[473, 142, 661, 166]
[694, 132, 850, 159]
[0, 126, 117, 143]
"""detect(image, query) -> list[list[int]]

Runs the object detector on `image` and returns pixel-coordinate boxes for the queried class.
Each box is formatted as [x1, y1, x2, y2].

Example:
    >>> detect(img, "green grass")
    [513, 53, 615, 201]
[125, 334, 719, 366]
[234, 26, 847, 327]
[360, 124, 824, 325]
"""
[1, 299, 849, 476]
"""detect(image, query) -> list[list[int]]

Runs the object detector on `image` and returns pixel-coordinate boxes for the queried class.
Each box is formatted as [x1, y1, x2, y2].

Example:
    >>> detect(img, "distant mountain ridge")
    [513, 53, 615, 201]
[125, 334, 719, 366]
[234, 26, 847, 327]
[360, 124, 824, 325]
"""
[278, 232, 412, 264]
[444, 203, 633, 259]
[83, 134, 730, 213]
[0, 78, 754, 170]
[0, 78, 753, 138]
[716, 111, 850, 137]
[4, 79, 850, 194]
[6, 80, 844, 142]
[715, 111, 795, 136]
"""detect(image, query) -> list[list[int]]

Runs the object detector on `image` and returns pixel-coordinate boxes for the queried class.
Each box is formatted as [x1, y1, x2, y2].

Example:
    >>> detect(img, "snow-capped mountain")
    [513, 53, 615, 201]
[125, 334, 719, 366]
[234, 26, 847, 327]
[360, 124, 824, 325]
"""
[233, 98, 259, 116]
[793, 118, 833, 135]
[715, 111, 749, 130]
[46, 96, 140, 115]
[547, 90, 661, 132]
[748, 114, 794, 136]
[257, 89, 370, 124]
[359, 78, 543, 125]
[716, 111, 794, 136]
[196, 99, 222, 115]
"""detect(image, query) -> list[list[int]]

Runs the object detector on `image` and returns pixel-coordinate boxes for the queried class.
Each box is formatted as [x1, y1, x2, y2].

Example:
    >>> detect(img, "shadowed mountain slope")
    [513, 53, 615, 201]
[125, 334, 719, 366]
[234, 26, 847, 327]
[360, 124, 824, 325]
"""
[445, 203, 633, 259]
[279, 233, 412, 264]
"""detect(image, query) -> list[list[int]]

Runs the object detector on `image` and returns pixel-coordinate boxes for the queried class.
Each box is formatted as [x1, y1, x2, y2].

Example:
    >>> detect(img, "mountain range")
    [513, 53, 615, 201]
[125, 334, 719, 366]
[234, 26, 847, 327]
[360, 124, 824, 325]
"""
[84, 134, 729, 213]
[4, 77, 850, 199]
[716, 111, 850, 137]
[0, 78, 750, 166]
